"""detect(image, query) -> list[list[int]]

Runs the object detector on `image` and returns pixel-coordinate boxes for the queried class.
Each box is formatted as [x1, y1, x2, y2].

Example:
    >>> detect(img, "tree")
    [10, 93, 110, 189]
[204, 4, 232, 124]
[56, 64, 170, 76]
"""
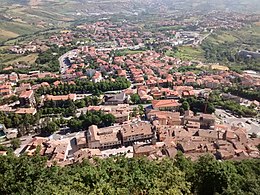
[138, 105, 144, 117]
[193, 155, 238, 195]
[10, 138, 21, 150]
[131, 107, 138, 117]
[68, 119, 82, 132]
[0, 154, 259, 194]
[75, 100, 86, 108]
[181, 101, 190, 111]
[102, 114, 116, 126]
[206, 102, 215, 114]
[42, 121, 59, 135]
[130, 94, 141, 104]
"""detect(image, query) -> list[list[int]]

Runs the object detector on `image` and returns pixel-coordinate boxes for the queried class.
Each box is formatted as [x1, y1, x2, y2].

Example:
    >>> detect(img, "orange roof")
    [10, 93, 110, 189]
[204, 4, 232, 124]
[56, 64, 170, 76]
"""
[152, 100, 181, 109]
[53, 81, 62, 86]
[15, 108, 37, 115]
[46, 94, 76, 101]
[19, 90, 33, 98]
[40, 82, 49, 87]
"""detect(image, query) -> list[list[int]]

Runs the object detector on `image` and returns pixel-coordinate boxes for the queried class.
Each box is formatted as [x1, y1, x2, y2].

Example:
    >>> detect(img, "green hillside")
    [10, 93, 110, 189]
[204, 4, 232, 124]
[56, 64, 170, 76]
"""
[0, 153, 259, 195]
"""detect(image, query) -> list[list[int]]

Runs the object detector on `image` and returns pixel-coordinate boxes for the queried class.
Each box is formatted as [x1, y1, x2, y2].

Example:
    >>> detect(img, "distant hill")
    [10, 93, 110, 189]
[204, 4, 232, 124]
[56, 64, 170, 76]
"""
[1, 0, 260, 13]
[0, 0, 259, 43]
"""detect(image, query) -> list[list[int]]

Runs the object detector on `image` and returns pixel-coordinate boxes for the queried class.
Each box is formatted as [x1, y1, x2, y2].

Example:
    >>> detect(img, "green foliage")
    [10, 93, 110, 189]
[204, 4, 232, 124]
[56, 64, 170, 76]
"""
[202, 41, 235, 63]
[181, 101, 190, 111]
[68, 111, 115, 132]
[194, 155, 238, 195]
[201, 28, 260, 72]
[130, 94, 141, 104]
[37, 77, 131, 95]
[180, 97, 215, 114]
[177, 65, 202, 73]
[0, 112, 40, 133]
[10, 138, 21, 150]
[225, 87, 260, 102]
[216, 100, 257, 117]
[0, 153, 259, 195]
[0, 95, 18, 106]
[41, 121, 59, 135]
[41, 96, 99, 117]
[36, 46, 73, 72]
[196, 92, 258, 117]
[114, 49, 146, 56]
[41, 99, 76, 117]
[19, 77, 60, 86]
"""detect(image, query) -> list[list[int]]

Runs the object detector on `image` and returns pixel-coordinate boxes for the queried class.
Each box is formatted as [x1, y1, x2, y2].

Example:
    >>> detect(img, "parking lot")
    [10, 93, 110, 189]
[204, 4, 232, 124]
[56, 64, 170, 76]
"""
[215, 109, 260, 136]
[101, 146, 133, 158]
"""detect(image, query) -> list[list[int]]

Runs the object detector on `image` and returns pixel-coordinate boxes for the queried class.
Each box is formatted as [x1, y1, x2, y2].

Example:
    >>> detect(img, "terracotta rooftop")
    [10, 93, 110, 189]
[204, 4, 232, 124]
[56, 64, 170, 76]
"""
[46, 94, 76, 101]
[15, 108, 37, 115]
[19, 90, 33, 98]
[152, 99, 181, 109]
[121, 122, 152, 138]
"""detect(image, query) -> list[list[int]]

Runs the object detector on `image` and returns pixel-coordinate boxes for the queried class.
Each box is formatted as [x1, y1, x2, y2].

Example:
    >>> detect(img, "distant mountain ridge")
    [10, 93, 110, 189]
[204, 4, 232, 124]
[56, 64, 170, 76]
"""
[0, 0, 259, 14]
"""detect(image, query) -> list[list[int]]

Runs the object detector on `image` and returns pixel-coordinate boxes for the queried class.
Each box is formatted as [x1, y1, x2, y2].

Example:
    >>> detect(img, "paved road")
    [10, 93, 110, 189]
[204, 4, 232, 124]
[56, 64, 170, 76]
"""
[101, 146, 133, 158]
[14, 135, 35, 156]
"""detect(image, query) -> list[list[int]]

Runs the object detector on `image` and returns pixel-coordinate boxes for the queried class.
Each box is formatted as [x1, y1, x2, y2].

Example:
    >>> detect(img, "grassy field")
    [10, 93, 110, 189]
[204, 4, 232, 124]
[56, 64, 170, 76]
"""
[205, 26, 260, 50]
[166, 46, 205, 61]
[5, 53, 38, 65]
[0, 2, 75, 43]
[0, 29, 19, 42]
[116, 49, 146, 56]
[0, 19, 42, 43]
[0, 53, 38, 65]
[0, 53, 23, 63]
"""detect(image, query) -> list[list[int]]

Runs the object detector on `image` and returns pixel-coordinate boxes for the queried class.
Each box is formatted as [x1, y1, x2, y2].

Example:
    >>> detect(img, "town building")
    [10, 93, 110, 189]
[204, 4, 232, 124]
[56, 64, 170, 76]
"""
[152, 99, 181, 111]
[183, 111, 215, 129]
[104, 92, 128, 105]
[86, 122, 154, 149]
[45, 94, 77, 101]
[87, 125, 121, 149]
[19, 90, 36, 107]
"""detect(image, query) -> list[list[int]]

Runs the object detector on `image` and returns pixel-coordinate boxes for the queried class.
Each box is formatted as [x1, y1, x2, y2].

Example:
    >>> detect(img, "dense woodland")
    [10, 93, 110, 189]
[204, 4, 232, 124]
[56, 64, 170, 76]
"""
[0, 153, 259, 195]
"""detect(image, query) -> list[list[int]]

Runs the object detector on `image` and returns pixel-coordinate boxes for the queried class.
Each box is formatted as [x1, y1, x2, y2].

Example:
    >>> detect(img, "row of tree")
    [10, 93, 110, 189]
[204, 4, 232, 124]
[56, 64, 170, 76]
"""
[225, 87, 260, 102]
[41, 96, 100, 117]
[0, 152, 259, 195]
[209, 92, 258, 117]
[216, 100, 258, 117]
[37, 77, 131, 95]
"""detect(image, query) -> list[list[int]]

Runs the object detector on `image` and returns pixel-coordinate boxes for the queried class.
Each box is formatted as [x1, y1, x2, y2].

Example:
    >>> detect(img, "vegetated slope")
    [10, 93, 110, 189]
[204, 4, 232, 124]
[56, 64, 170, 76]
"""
[0, 153, 259, 195]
